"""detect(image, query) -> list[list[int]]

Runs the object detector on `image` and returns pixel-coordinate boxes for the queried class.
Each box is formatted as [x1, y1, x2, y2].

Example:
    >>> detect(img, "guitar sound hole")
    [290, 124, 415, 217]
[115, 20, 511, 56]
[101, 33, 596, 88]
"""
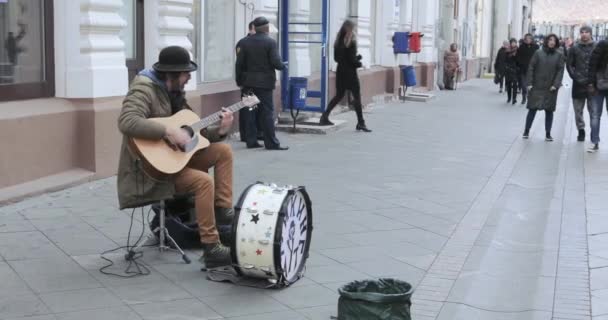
[181, 125, 195, 138]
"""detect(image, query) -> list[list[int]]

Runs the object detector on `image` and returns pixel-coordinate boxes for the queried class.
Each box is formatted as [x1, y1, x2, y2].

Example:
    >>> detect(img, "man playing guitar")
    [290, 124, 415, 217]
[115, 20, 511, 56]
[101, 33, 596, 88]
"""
[116, 46, 234, 268]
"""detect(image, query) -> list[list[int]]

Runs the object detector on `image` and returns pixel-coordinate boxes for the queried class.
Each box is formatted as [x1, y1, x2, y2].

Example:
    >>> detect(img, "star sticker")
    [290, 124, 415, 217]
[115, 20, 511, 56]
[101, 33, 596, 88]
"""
[241, 238, 246, 242]
[252, 202, 257, 206]
[240, 250, 246, 257]
[265, 231, 272, 238]
[251, 214, 260, 224]
[256, 249, 263, 255]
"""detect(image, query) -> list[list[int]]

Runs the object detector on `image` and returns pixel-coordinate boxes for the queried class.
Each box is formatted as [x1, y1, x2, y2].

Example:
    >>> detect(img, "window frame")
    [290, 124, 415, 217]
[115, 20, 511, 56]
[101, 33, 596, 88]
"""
[196, 0, 244, 84]
[0, 0, 55, 102]
[125, 0, 144, 83]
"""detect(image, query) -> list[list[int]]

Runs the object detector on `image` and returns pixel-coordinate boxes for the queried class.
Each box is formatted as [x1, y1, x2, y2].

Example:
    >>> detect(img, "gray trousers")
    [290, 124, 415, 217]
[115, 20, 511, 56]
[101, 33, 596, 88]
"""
[573, 97, 592, 130]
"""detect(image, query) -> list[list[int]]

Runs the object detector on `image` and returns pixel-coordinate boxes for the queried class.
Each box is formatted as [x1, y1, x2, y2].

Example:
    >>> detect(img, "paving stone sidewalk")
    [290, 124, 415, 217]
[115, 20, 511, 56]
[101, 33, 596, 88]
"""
[0, 79, 605, 320]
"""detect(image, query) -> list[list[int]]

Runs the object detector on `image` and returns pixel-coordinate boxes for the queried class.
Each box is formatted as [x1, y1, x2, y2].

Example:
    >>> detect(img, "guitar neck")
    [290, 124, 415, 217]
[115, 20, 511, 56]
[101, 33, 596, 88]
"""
[191, 101, 248, 132]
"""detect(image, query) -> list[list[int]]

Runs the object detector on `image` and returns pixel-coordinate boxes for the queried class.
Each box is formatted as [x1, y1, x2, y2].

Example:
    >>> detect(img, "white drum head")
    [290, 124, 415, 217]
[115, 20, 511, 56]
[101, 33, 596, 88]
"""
[280, 190, 310, 282]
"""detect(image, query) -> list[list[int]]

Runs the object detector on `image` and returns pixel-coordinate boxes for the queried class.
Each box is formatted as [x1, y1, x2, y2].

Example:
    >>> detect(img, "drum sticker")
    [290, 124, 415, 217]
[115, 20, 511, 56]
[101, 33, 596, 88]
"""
[240, 250, 247, 257]
[265, 230, 272, 238]
[250, 214, 260, 224]
[256, 249, 263, 255]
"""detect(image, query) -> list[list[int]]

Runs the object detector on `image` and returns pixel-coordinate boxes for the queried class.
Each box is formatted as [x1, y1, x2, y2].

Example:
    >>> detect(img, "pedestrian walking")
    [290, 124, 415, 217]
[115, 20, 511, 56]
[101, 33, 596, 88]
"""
[522, 34, 565, 141]
[443, 43, 460, 90]
[586, 38, 608, 152]
[505, 39, 520, 104]
[319, 19, 371, 132]
[517, 33, 540, 105]
[566, 26, 596, 142]
[494, 41, 509, 93]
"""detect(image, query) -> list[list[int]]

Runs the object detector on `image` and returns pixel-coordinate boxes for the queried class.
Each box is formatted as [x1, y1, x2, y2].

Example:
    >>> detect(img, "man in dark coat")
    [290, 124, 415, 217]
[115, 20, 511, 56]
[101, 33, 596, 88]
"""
[235, 21, 264, 143]
[586, 39, 608, 152]
[517, 33, 540, 104]
[235, 16, 288, 150]
[566, 26, 596, 142]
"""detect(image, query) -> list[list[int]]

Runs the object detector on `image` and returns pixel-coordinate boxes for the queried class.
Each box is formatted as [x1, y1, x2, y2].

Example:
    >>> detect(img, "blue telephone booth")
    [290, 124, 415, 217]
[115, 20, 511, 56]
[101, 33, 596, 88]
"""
[279, 0, 329, 114]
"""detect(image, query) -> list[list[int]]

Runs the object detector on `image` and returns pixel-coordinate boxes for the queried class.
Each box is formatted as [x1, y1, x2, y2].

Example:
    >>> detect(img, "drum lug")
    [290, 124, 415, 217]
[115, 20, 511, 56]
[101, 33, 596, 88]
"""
[246, 207, 258, 213]
[263, 209, 274, 215]
[258, 239, 270, 245]
[243, 264, 255, 269]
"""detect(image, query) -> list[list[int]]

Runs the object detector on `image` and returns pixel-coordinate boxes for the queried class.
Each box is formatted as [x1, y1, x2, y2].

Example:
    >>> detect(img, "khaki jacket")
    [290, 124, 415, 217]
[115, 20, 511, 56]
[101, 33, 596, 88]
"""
[116, 73, 224, 209]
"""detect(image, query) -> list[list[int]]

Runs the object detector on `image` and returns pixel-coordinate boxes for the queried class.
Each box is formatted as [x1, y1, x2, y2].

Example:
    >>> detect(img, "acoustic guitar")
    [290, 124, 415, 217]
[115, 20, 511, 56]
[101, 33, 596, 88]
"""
[129, 94, 259, 179]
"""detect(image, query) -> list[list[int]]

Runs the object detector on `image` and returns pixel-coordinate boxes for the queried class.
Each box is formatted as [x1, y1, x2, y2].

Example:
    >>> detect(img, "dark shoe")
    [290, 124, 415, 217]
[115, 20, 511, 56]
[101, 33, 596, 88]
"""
[521, 98, 526, 105]
[512, 99, 517, 105]
[215, 207, 234, 225]
[257, 135, 264, 141]
[588, 143, 599, 153]
[545, 132, 553, 141]
[267, 145, 289, 150]
[523, 130, 529, 139]
[200, 243, 232, 268]
[319, 115, 334, 126]
[247, 143, 263, 149]
[577, 129, 585, 142]
[507, 97, 511, 103]
[356, 123, 372, 132]
[499, 88, 503, 93]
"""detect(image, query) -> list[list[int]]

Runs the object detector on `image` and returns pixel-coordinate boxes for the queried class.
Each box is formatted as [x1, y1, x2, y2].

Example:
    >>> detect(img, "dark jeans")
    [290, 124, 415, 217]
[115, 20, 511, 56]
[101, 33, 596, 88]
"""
[496, 72, 505, 89]
[325, 81, 364, 124]
[519, 71, 529, 97]
[506, 80, 518, 101]
[525, 109, 554, 133]
[590, 90, 608, 144]
[246, 87, 281, 148]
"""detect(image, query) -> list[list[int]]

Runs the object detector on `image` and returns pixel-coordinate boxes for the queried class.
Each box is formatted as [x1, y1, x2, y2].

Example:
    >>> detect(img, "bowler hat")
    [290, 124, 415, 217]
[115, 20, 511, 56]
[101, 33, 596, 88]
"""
[152, 46, 198, 73]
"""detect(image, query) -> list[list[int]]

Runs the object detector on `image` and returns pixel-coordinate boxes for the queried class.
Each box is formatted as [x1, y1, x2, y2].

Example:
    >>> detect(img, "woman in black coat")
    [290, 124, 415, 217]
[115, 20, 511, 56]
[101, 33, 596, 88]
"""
[523, 34, 565, 141]
[504, 38, 520, 104]
[319, 19, 371, 132]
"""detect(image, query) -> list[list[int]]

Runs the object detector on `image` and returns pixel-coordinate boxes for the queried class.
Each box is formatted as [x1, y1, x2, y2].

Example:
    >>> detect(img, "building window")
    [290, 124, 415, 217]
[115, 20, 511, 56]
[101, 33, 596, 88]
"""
[0, 0, 54, 102]
[195, 0, 236, 83]
[119, 0, 144, 82]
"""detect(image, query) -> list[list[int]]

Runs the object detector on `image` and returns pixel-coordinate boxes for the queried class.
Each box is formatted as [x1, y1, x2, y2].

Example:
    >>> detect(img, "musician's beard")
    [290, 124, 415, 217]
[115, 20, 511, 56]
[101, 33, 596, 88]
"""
[168, 78, 185, 92]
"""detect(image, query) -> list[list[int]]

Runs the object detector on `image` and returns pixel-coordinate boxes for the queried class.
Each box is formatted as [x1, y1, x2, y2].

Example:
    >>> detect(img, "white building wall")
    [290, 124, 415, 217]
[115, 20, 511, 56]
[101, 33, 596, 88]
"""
[49, 0, 520, 100]
[54, 0, 128, 98]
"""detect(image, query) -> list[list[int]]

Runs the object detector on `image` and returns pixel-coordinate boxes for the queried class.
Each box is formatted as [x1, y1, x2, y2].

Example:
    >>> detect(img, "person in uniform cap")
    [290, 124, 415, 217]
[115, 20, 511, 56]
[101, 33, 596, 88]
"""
[235, 16, 289, 150]
[116, 45, 235, 268]
[235, 21, 264, 144]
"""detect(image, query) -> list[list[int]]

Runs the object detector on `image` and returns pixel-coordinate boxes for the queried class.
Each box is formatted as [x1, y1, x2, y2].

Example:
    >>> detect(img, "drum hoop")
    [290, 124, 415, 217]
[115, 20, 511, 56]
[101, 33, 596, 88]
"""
[230, 181, 262, 276]
[273, 186, 314, 285]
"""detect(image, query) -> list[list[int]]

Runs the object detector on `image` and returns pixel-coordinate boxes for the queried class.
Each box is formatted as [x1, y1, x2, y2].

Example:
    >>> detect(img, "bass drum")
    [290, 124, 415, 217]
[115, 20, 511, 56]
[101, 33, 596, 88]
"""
[231, 182, 313, 287]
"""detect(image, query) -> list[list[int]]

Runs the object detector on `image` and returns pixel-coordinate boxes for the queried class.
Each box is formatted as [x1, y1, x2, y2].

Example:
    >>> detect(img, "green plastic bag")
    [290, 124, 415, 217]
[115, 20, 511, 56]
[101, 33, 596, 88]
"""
[336, 278, 413, 320]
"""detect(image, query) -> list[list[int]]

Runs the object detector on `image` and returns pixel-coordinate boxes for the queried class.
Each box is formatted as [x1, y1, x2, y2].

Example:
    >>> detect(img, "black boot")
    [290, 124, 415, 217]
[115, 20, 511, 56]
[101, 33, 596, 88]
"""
[200, 243, 232, 268]
[523, 129, 530, 139]
[577, 129, 585, 142]
[215, 207, 234, 225]
[546, 132, 553, 142]
[356, 122, 372, 132]
[319, 113, 333, 126]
